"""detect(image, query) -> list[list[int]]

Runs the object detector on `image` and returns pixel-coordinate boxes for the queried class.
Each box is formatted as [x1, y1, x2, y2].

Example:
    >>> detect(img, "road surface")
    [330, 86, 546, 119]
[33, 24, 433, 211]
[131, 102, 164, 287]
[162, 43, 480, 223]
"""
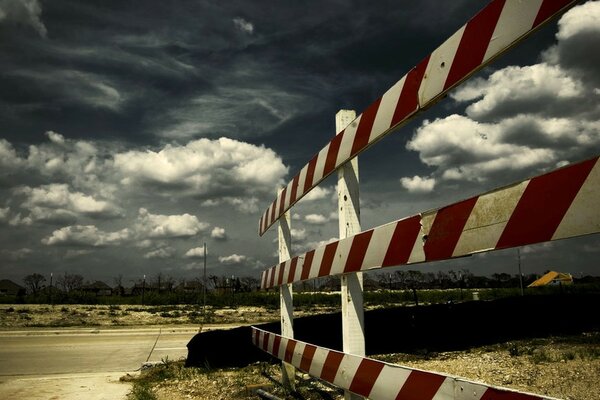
[0, 326, 200, 399]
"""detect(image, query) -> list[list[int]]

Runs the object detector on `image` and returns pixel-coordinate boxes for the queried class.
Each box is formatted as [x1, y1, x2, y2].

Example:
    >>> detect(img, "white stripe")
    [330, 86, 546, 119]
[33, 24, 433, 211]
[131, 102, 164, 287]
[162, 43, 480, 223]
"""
[296, 165, 309, 203]
[270, 265, 279, 287]
[291, 341, 306, 367]
[332, 353, 362, 390]
[553, 159, 600, 240]
[483, 0, 543, 63]
[431, 377, 456, 400]
[267, 331, 275, 354]
[312, 143, 330, 185]
[453, 379, 487, 400]
[284, 180, 294, 211]
[453, 181, 529, 257]
[294, 257, 304, 282]
[369, 364, 411, 400]
[336, 115, 362, 166]
[308, 347, 329, 378]
[308, 245, 327, 279]
[362, 223, 396, 270]
[331, 236, 353, 276]
[369, 76, 406, 143]
[279, 260, 291, 285]
[418, 26, 465, 105]
[278, 337, 289, 360]
[275, 191, 283, 220]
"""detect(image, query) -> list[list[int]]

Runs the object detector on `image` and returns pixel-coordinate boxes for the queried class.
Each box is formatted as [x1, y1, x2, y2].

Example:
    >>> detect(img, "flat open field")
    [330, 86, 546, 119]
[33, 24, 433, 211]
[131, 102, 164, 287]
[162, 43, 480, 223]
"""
[2, 303, 598, 400]
[0, 304, 283, 329]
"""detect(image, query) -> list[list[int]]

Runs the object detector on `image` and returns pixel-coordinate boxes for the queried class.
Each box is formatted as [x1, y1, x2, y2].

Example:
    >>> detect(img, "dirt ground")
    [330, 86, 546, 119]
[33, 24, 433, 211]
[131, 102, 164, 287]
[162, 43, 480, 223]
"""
[134, 332, 600, 400]
[0, 304, 283, 328]
[3, 305, 598, 399]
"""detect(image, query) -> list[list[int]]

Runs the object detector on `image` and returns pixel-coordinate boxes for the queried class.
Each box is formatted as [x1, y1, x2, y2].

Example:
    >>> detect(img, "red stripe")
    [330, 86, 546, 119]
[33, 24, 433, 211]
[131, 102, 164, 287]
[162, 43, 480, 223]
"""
[272, 335, 282, 359]
[277, 261, 286, 286]
[444, 0, 505, 91]
[287, 257, 298, 284]
[424, 197, 478, 261]
[344, 230, 374, 273]
[324, 130, 345, 176]
[382, 216, 422, 267]
[300, 250, 316, 281]
[299, 344, 317, 372]
[284, 339, 296, 363]
[394, 370, 446, 400]
[320, 351, 344, 383]
[269, 201, 276, 226]
[269, 267, 276, 288]
[349, 359, 385, 397]
[278, 187, 287, 218]
[496, 158, 596, 249]
[303, 155, 319, 193]
[533, 0, 574, 28]
[289, 175, 300, 204]
[392, 56, 429, 126]
[318, 242, 339, 277]
[351, 98, 381, 157]
[261, 332, 270, 352]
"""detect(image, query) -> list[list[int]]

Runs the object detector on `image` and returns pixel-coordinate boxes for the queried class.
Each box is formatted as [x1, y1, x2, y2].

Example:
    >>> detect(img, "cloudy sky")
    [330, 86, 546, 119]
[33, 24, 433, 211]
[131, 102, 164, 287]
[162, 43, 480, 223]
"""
[1, 0, 598, 286]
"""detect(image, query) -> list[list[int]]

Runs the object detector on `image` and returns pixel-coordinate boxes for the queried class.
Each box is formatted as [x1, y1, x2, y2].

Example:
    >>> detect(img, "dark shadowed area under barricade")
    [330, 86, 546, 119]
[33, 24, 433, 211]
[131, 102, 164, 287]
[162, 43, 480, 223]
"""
[185, 293, 600, 368]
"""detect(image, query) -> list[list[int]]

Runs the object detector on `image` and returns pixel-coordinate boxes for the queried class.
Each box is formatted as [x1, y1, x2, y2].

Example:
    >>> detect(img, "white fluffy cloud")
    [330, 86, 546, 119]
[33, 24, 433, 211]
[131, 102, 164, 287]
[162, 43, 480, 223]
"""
[218, 254, 247, 265]
[211, 226, 227, 240]
[0, 0, 47, 37]
[41, 225, 130, 247]
[301, 186, 333, 202]
[0, 207, 8, 222]
[42, 208, 208, 248]
[290, 228, 307, 241]
[304, 213, 328, 225]
[114, 137, 287, 196]
[233, 17, 254, 34]
[184, 247, 206, 259]
[400, 175, 436, 193]
[17, 184, 121, 221]
[406, 3, 600, 186]
[135, 208, 208, 238]
[144, 246, 175, 259]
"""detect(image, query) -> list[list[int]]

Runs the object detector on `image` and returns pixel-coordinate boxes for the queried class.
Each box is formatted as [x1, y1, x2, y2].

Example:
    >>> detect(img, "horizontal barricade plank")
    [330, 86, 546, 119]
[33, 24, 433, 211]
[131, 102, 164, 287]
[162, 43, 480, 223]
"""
[261, 156, 600, 289]
[258, 0, 578, 236]
[251, 326, 559, 400]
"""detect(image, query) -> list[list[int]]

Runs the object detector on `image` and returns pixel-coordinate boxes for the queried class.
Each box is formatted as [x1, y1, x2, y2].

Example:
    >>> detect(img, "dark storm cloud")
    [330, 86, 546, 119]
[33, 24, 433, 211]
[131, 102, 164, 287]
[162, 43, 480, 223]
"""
[1, 0, 598, 283]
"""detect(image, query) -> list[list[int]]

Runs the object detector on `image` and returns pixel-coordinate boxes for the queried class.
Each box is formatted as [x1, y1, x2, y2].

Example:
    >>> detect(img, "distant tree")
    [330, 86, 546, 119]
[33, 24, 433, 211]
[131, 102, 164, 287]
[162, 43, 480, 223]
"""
[57, 273, 84, 292]
[23, 273, 46, 295]
[113, 274, 124, 295]
[239, 277, 260, 292]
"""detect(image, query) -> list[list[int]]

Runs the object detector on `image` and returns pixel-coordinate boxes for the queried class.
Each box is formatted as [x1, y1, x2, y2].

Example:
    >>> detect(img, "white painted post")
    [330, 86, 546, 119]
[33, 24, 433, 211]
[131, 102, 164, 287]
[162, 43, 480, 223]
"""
[336, 109, 365, 400]
[278, 209, 295, 390]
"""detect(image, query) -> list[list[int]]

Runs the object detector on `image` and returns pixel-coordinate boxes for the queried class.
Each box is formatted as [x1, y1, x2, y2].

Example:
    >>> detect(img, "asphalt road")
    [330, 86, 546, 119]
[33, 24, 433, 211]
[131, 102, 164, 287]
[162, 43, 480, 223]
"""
[0, 326, 200, 399]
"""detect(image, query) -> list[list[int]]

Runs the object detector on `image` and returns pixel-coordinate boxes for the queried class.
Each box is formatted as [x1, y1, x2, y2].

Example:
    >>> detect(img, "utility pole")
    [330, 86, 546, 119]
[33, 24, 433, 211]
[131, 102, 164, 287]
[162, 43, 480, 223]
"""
[203, 242, 207, 318]
[142, 274, 146, 305]
[517, 248, 524, 296]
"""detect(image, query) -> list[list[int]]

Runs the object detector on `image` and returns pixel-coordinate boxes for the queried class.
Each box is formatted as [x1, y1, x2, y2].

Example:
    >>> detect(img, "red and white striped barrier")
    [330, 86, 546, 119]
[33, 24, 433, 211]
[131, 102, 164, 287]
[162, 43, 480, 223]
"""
[251, 326, 558, 400]
[261, 156, 600, 289]
[259, 0, 579, 236]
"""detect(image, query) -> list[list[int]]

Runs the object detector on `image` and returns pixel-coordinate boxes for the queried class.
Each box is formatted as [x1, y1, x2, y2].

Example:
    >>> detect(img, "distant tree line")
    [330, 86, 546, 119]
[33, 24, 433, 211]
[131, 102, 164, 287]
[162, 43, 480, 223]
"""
[2, 269, 598, 306]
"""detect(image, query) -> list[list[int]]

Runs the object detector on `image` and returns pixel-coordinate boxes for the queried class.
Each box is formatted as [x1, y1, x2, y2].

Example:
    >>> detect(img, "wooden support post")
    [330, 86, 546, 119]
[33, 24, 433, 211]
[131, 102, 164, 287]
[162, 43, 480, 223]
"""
[336, 110, 365, 400]
[278, 209, 295, 390]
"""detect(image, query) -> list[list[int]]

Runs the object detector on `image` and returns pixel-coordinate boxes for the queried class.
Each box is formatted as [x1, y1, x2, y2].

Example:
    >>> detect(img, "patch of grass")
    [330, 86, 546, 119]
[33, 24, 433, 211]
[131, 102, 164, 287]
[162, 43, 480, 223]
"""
[128, 381, 157, 400]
